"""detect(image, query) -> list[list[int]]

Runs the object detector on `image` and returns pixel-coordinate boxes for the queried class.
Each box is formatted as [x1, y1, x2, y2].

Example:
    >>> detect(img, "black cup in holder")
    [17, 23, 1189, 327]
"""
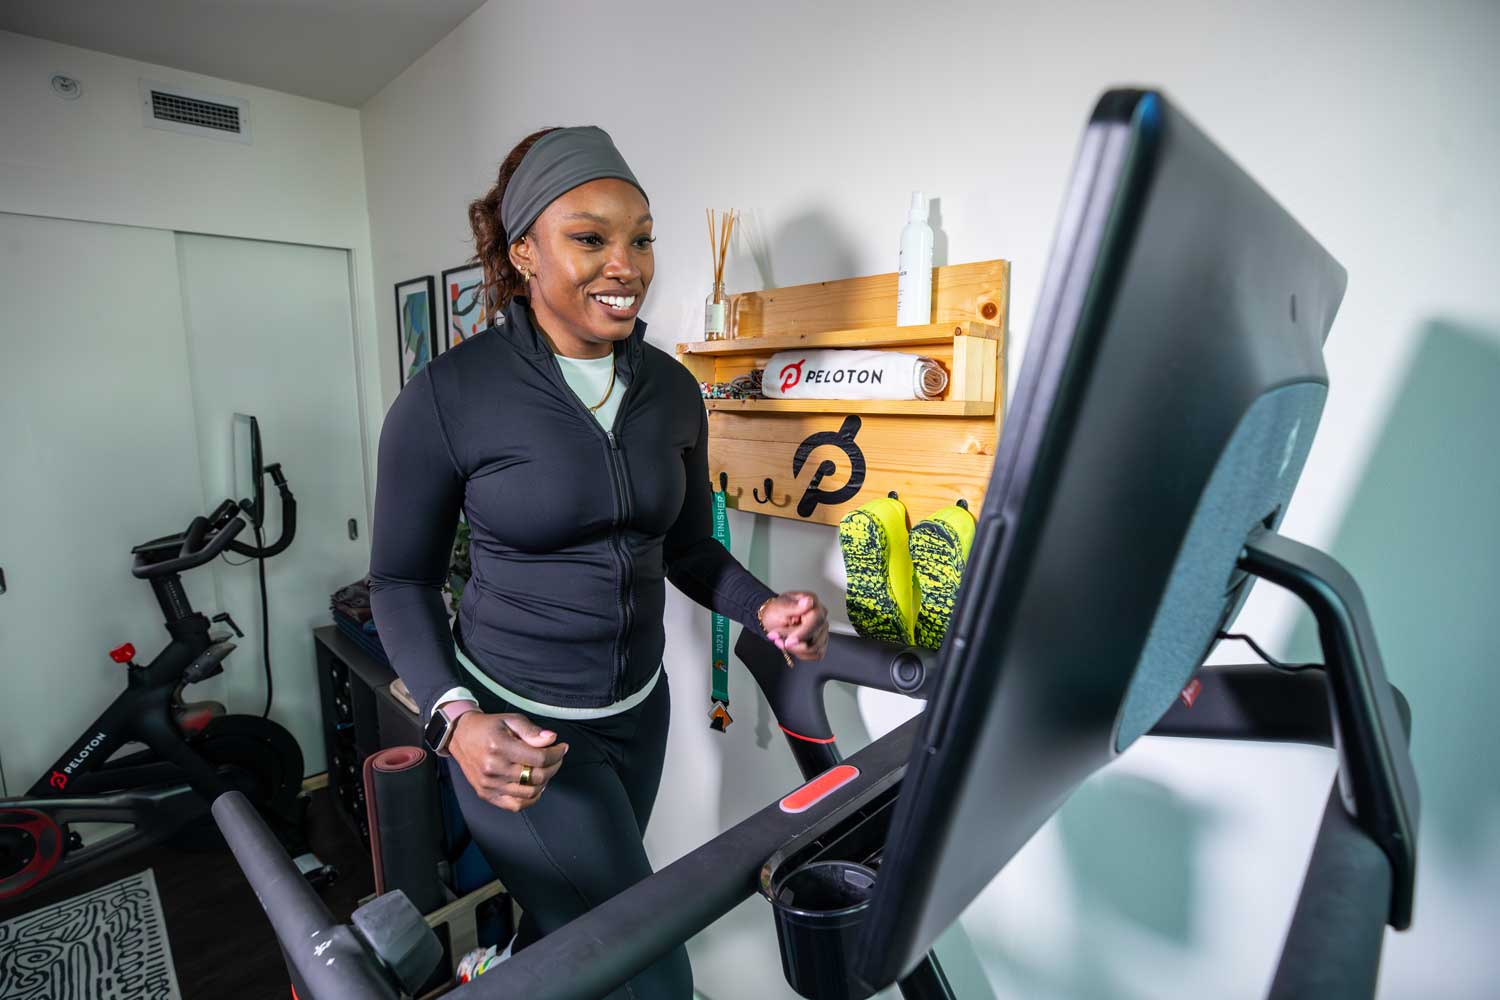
[766, 859, 878, 1000]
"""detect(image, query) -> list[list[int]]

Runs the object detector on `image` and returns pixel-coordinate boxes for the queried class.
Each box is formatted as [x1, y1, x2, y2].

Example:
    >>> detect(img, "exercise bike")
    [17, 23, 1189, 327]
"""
[0, 466, 314, 903]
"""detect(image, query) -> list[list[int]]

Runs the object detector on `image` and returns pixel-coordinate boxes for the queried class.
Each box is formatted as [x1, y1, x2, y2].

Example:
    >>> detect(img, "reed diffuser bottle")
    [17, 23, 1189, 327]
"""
[705, 209, 737, 340]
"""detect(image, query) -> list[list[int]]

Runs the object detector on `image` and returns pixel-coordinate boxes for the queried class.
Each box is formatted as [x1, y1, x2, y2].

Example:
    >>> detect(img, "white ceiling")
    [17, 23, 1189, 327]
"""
[0, 0, 489, 107]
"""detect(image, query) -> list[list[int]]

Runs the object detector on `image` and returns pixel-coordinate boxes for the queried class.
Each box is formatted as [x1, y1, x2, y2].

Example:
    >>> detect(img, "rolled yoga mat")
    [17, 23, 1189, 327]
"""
[762, 349, 949, 401]
[363, 745, 448, 914]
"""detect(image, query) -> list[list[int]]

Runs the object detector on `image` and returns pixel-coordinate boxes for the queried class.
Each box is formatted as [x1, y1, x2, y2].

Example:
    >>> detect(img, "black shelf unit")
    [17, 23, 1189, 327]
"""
[313, 625, 423, 849]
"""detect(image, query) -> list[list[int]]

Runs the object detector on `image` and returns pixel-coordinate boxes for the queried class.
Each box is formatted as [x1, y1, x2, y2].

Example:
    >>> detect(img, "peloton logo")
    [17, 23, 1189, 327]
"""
[777, 357, 885, 394]
[49, 771, 68, 790]
[63, 732, 109, 776]
[779, 359, 806, 393]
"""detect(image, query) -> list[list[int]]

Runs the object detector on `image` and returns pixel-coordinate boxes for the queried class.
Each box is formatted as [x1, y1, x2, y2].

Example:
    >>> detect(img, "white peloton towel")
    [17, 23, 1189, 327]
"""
[761, 349, 949, 401]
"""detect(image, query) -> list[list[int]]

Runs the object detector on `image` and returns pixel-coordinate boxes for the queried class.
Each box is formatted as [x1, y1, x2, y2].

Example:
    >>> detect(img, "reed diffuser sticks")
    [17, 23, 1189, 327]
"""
[707, 208, 736, 301]
[704, 208, 737, 339]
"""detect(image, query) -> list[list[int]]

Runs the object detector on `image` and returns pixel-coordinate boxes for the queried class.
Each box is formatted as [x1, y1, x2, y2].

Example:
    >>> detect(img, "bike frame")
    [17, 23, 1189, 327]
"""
[3, 481, 299, 903]
[2, 574, 232, 899]
[28, 597, 226, 801]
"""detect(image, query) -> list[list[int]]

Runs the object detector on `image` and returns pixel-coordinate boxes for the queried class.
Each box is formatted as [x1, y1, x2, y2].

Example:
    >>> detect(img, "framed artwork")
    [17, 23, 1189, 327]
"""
[394, 275, 438, 386]
[441, 263, 489, 350]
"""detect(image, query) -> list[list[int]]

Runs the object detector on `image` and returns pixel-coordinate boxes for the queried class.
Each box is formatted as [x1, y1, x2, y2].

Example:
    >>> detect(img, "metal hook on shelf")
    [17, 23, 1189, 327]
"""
[713, 471, 742, 500]
[753, 477, 790, 507]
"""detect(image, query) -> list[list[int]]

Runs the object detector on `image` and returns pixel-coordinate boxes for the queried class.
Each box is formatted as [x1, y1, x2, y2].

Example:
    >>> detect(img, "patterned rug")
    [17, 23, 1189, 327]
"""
[0, 869, 181, 1000]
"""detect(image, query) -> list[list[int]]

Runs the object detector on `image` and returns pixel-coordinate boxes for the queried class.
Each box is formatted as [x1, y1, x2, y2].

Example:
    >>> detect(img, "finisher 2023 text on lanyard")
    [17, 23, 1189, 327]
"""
[709, 486, 733, 731]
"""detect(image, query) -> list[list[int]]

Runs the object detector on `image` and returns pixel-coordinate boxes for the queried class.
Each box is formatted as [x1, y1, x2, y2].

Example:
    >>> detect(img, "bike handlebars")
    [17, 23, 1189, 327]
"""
[228, 463, 297, 561]
[132, 510, 246, 579]
[183, 516, 211, 554]
[130, 468, 297, 579]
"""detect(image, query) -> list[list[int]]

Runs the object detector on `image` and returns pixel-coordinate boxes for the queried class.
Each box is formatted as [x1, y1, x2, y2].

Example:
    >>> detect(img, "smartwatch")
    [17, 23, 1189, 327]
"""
[424, 700, 478, 757]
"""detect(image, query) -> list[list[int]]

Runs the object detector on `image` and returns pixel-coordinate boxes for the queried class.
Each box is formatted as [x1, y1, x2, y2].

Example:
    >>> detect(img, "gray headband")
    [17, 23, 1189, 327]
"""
[500, 126, 648, 240]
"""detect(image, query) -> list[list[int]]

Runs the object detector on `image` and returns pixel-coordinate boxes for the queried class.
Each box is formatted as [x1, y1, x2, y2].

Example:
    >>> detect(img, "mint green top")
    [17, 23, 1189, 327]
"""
[555, 351, 625, 429]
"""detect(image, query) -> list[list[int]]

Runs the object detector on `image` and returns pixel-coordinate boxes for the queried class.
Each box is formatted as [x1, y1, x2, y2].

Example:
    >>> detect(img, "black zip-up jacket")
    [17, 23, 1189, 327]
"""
[368, 297, 776, 719]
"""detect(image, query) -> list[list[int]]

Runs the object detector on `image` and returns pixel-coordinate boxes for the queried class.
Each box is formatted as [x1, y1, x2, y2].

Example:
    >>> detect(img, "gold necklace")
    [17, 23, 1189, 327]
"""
[587, 363, 617, 412]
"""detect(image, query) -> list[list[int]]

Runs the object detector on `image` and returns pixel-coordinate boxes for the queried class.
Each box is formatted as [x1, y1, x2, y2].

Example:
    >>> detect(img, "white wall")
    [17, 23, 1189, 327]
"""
[358, 1, 1500, 997]
[0, 30, 386, 780]
[0, 29, 385, 512]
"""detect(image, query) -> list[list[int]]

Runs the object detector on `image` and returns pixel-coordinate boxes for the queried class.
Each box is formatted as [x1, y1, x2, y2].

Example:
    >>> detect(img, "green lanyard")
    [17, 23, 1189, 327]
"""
[709, 487, 733, 732]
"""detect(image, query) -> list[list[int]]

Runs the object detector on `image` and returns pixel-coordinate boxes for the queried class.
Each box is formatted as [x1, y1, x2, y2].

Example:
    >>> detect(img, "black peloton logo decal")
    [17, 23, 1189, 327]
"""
[792, 416, 866, 518]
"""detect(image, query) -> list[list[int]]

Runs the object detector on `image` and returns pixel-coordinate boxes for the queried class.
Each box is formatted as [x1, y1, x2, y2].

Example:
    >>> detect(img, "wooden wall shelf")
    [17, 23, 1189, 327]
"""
[676, 259, 1010, 527]
[677, 320, 1001, 357]
[702, 398, 994, 417]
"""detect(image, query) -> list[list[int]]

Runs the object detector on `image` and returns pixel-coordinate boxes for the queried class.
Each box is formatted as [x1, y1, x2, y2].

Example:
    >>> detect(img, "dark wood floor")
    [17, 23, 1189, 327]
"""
[0, 786, 375, 1000]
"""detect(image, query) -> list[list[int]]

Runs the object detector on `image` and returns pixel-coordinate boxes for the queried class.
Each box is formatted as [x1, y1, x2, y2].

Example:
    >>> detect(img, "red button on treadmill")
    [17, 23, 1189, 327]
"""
[779, 765, 860, 814]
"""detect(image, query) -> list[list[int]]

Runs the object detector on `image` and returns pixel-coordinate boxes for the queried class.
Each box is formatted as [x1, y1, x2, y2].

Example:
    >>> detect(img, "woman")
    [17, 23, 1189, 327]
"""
[368, 126, 829, 998]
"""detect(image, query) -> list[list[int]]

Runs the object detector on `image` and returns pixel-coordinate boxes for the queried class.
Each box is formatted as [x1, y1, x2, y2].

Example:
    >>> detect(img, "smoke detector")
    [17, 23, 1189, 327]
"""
[51, 74, 82, 100]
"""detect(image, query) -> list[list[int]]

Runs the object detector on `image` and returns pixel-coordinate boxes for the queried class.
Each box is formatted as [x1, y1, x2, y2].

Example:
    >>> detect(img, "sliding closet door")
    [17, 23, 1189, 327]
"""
[175, 234, 370, 774]
[0, 213, 211, 792]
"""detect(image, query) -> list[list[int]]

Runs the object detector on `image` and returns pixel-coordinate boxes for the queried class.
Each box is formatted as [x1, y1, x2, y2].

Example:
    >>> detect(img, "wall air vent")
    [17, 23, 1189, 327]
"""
[140, 79, 251, 144]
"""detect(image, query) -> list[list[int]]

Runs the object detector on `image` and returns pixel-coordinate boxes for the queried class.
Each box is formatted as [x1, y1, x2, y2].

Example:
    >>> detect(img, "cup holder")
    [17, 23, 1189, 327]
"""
[765, 859, 878, 1000]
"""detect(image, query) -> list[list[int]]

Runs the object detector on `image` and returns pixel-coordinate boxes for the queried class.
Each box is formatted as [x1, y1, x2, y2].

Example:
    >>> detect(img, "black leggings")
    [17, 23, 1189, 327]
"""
[445, 674, 692, 999]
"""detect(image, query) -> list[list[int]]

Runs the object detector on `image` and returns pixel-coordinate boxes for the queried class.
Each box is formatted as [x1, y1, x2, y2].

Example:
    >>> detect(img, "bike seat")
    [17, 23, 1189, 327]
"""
[175, 700, 227, 736]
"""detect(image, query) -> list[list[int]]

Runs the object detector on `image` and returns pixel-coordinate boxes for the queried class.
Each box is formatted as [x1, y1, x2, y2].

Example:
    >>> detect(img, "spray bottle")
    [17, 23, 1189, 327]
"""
[896, 191, 934, 326]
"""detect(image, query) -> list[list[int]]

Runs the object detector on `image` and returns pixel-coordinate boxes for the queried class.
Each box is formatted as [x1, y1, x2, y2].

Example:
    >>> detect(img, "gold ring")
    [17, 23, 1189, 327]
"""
[518, 765, 533, 787]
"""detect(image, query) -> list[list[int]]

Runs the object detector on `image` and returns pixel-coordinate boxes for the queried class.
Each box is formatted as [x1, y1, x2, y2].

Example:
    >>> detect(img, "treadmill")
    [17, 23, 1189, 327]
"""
[212, 88, 1419, 1000]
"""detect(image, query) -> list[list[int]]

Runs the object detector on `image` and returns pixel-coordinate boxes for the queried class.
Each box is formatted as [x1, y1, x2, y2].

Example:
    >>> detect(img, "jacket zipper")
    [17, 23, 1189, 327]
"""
[541, 348, 639, 703]
[605, 426, 636, 702]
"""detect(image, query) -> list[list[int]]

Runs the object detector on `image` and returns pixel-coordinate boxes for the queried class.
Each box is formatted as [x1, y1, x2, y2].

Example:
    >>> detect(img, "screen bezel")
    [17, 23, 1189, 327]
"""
[853, 84, 1356, 988]
[852, 91, 1159, 990]
[233, 412, 265, 530]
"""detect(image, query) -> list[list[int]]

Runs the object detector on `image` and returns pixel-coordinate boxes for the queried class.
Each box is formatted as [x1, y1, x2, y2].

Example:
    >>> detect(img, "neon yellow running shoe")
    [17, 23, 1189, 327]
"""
[839, 496, 915, 646]
[910, 503, 976, 650]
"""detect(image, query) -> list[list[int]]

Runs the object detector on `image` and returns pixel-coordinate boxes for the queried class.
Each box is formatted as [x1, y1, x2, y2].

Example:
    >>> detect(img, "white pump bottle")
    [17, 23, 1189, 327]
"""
[896, 191, 934, 327]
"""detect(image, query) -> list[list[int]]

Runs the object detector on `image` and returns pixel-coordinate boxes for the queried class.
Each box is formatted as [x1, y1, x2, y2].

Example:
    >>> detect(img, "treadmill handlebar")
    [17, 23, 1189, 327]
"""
[212, 721, 922, 1000]
[211, 792, 402, 1000]
[735, 630, 939, 743]
[1268, 781, 1394, 1000]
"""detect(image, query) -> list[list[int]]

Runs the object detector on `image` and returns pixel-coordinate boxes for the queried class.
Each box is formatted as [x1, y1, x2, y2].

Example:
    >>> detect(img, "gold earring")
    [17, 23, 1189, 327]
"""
[519, 266, 532, 282]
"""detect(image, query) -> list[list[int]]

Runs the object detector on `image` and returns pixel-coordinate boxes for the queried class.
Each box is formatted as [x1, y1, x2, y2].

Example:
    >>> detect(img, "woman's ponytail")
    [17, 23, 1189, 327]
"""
[467, 127, 559, 313]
